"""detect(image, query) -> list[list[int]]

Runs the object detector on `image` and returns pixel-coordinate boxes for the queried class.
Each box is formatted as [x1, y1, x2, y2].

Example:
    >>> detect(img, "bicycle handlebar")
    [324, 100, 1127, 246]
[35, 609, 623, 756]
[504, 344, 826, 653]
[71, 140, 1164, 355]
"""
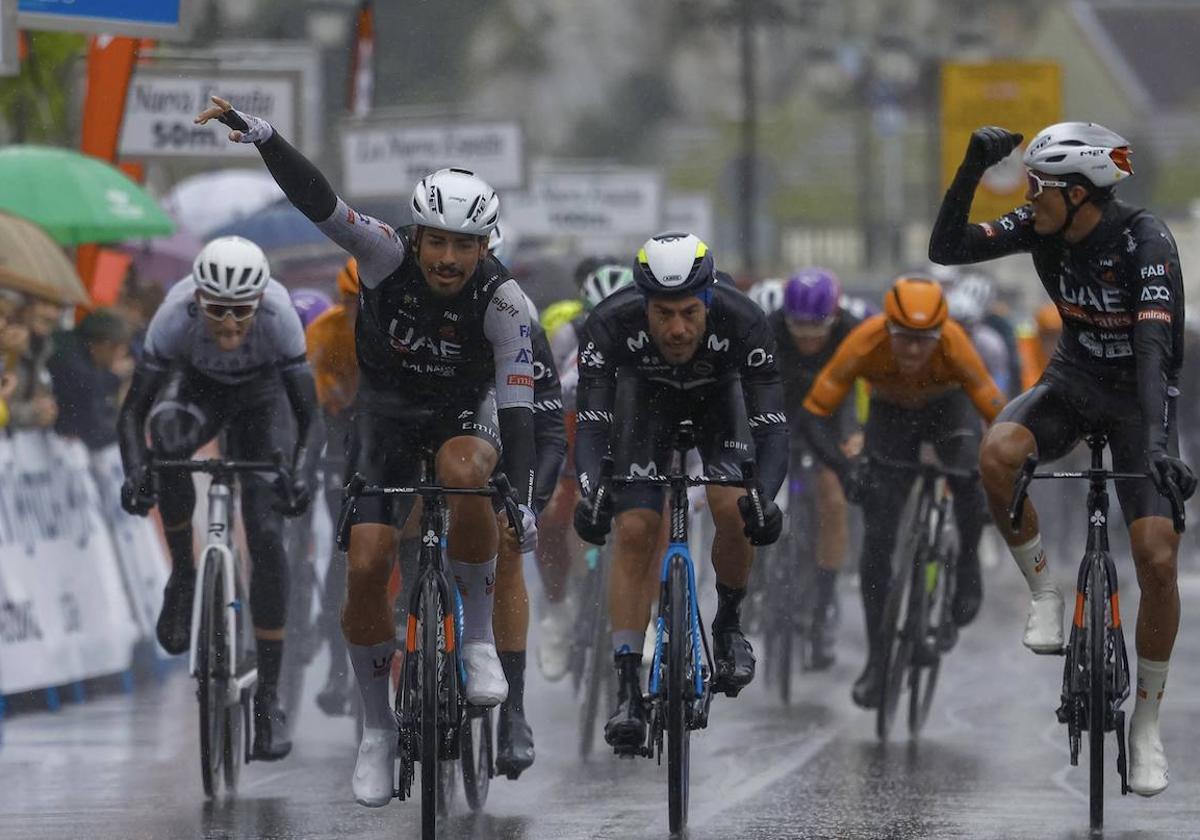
[335, 471, 525, 552]
[867, 452, 979, 481]
[1008, 454, 1185, 534]
[147, 452, 299, 512]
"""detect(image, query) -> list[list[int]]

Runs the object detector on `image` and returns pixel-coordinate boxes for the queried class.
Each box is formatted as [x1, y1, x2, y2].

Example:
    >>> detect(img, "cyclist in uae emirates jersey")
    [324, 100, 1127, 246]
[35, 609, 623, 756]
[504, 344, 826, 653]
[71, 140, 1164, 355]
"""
[195, 96, 539, 807]
[930, 122, 1197, 796]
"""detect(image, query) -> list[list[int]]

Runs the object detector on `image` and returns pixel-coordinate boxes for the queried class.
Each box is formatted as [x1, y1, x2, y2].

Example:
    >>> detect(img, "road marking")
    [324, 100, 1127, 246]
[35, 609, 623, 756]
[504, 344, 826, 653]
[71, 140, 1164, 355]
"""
[690, 729, 836, 824]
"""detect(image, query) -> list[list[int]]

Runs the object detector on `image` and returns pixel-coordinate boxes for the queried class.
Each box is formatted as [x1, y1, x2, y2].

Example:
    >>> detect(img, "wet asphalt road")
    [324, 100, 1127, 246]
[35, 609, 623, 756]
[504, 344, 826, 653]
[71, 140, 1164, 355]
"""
[4, 547, 1200, 839]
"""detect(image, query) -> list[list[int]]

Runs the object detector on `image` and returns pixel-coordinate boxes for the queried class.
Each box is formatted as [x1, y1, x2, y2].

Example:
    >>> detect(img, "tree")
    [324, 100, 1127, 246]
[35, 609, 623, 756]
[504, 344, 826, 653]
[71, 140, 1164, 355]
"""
[0, 33, 88, 145]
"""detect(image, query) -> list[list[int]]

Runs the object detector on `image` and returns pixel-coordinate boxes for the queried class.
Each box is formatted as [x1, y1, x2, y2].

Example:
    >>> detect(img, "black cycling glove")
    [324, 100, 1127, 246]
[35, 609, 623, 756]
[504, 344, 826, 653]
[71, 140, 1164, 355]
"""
[574, 493, 613, 546]
[1149, 451, 1198, 502]
[737, 493, 782, 546]
[964, 126, 1024, 173]
[841, 456, 872, 507]
[120, 466, 156, 516]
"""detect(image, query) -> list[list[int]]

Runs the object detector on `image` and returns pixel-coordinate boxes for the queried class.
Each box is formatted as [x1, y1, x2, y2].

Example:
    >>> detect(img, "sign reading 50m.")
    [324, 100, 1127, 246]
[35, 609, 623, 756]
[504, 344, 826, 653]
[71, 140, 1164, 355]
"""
[119, 71, 298, 159]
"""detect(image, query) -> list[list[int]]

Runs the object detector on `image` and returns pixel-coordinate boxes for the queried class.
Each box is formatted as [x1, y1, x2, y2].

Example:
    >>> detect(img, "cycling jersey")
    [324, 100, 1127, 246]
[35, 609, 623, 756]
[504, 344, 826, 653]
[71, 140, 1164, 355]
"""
[252, 130, 537, 506]
[804, 315, 1005, 421]
[767, 307, 861, 447]
[306, 303, 357, 417]
[143, 277, 308, 384]
[966, 320, 1012, 395]
[574, 280, 788, 501]
[930, 169, 1183, 456]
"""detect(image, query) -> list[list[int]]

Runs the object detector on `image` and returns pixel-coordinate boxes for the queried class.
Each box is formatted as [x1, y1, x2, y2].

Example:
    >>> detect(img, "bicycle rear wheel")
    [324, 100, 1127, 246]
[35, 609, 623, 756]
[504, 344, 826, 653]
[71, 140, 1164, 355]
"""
[1088, 557, 1106, 831]
[578, 550, 610, 760]
[197, 552, 226, 797]
[460, 707, 493, 811]
[420, 577, 442, 840]
[666, 556, 692, 834]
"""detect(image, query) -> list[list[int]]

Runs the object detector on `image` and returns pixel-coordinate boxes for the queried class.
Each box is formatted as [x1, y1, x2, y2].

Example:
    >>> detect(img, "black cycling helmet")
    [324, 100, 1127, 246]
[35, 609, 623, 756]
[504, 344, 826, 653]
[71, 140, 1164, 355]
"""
[632, 232, 716, 298]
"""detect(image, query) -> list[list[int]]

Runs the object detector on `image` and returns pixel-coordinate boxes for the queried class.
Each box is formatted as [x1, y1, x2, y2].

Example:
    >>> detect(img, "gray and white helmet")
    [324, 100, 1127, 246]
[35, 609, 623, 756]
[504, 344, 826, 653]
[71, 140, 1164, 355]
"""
[946, 271, 994, 326]
[1022, 122, 1133, 188]
[191, 235, 271, 301]
[410, 167, 500, 237]
[582, 263, 634, 309]
[748, 279, 786, 314]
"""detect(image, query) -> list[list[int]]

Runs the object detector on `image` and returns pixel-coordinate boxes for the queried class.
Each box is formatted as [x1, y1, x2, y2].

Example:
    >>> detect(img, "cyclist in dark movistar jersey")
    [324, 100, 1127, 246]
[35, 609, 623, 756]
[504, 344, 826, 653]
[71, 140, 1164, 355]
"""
[572, 232, 787, 752]
[118, 235, 318, 762]
[195, 95, 539, 807]
[931, 121, 1197, 797]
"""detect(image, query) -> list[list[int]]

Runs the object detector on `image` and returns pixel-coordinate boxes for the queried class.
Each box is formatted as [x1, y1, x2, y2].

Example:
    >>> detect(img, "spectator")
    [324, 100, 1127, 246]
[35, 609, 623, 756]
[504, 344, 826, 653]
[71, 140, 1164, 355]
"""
[0, 290, 25, 428]
[7, 294, 62, 431]
[47, 308, 132, 451]
[114, 272, 166, 361]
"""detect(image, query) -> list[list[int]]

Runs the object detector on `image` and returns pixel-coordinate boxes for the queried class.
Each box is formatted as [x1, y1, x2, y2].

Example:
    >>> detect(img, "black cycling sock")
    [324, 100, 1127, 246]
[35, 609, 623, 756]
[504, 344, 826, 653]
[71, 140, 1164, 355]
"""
[713, 583, 746, 631]
[815, 567, 837, 612]
[499, 651, 526, 714]
[256, 638, 284, 699]
[163, 523, 195, 579]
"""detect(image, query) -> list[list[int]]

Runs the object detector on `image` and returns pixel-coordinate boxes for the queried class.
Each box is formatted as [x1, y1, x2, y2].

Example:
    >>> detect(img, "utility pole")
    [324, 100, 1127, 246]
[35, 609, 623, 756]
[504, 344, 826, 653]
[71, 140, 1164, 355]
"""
[738, 0, 758, 276]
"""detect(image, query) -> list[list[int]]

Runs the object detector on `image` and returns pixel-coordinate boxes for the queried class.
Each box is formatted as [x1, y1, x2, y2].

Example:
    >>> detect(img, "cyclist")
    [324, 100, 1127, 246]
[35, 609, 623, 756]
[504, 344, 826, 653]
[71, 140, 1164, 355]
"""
[304, 258, 361, 716]
[748, 278, 785, 314]
[1016, 301, 1062, 392]
[489, 241, 568, 778]
[117, 235, 317, 761]
[931, 122, 1197, 796]
[572, 232, 787, 752]
[194, 96, 539, 807]
[291, 288, 333, 330]
[768, 268, 862, 670]
[945, 270, 1014, 394]
[799, 275, 1004, 708]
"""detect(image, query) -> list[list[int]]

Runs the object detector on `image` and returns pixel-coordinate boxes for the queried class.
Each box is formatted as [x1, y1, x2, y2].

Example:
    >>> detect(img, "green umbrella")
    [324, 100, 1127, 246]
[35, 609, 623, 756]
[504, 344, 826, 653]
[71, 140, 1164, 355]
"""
[0, 145, 175, 245]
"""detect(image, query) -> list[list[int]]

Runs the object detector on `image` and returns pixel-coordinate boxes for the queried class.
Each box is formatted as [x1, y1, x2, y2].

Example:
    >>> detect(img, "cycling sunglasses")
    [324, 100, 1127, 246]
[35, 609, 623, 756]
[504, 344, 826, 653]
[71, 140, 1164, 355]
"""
[886, 321, 942, 341]
[1026, 170, 1069, 199]
[199, 297, 260, 322]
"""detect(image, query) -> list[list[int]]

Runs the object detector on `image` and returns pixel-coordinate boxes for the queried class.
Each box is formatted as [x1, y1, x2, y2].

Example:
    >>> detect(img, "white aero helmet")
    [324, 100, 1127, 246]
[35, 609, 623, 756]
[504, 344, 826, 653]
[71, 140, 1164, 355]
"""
[1022, 122, 1133, 188]
[192, 236, 271, 301]
[410, 167, 500, 236]
[946, 271, 994, 325]
[582, 263, 634, 309]
[632, 232, 716, 297]
[748, 278, 786, 314]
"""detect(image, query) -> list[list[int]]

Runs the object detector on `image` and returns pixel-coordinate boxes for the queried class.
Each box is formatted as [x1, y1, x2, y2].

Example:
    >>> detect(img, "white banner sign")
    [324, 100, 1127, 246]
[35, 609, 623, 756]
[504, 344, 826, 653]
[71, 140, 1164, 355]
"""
[504, 166, 663, 237]
[341, 120, 524, 197]
[119, 71, 298, 159]
[0, 0, 17, 77]
[0, 433, 140, 694]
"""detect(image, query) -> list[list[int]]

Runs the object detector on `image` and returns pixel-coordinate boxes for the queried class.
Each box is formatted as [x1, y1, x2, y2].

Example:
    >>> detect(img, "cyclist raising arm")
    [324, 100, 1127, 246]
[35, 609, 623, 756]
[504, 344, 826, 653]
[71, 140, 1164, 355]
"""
[195, 96, 538, 807]
[930, 122, 1197, 796]
[118, 236, 317, 762]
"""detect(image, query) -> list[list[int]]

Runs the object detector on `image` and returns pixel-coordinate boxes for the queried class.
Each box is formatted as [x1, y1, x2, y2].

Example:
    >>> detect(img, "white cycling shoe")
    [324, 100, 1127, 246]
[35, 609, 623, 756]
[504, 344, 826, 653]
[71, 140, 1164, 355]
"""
[1022, 589, 1065, 653]
[537, 597, 575, 682]
[462, 641, 509, 706]
[352, 726, 396, 807]
[1128, 715, 1169, 796]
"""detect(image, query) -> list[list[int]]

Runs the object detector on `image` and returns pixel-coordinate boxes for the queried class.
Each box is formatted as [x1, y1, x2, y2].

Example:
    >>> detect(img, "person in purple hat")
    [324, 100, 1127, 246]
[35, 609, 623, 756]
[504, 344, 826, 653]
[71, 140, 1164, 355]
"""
[767, 267, 863, 670]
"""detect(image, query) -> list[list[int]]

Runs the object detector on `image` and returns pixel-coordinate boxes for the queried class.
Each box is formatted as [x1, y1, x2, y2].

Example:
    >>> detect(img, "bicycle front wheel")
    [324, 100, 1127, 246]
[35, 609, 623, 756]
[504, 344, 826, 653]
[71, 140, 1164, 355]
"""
[666, 555, 692, 834]
[579, 550, 611, 760]
[1088, 556, 1107, 830]
[420, 577, 442, 840]
[877, 556, 915, 742]
[197, 551, 226, 798]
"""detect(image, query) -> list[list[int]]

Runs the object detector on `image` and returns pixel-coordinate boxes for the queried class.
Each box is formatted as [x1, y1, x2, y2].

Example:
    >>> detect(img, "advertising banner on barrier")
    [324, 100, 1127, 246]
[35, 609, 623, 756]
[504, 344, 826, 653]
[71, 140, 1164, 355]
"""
[503, 163, 663, 237]
[0, 433, 140, 694]
[17, 0, 188, 39]
[90, 444, 168, 642]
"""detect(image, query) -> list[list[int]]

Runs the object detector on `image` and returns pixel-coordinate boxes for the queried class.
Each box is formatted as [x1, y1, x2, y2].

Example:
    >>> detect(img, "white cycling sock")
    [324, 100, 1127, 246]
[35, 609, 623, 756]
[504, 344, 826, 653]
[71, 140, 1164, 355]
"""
[1132, 657, 1169, 725]
[612, 630, 645, 659]
[1009, 534, 1055, 594]
[348, 639, 396, 731]
[452, 555, 497, 644]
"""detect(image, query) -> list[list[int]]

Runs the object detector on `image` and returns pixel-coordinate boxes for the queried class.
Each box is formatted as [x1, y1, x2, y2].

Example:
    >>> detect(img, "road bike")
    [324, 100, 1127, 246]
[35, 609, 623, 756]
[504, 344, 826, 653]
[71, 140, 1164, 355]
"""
[147, 454, 296, 798]
[873, 453, 973, 741]
[337, 451, 522, 839]
[1009, 433, 1184, 831]
[587, 419, 766, 834]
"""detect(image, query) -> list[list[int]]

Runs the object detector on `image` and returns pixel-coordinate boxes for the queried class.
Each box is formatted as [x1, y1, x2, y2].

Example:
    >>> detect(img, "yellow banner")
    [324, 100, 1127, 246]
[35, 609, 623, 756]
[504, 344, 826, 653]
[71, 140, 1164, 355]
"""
[940, 61, 1062, 223]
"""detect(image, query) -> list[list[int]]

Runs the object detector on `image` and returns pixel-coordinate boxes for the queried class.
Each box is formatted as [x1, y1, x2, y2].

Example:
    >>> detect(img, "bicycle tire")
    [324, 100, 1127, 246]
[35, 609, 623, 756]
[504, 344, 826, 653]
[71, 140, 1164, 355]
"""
[579, 552, 610, 760]
[420, 576, 441, 840]
[908, 547, 946, 737]
[437, 748, 457, 816]
[460, 708, 492, 811]
[1088, 556, 1106, 830]
[197, 553, 225, 798]
[666, 556, 691, 834]
[876, 561, 913, 741]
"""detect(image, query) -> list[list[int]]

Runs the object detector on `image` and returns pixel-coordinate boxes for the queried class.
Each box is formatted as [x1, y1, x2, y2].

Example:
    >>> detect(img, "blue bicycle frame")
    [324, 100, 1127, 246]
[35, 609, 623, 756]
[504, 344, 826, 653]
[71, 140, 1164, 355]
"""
[649, 542, 706, 699]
